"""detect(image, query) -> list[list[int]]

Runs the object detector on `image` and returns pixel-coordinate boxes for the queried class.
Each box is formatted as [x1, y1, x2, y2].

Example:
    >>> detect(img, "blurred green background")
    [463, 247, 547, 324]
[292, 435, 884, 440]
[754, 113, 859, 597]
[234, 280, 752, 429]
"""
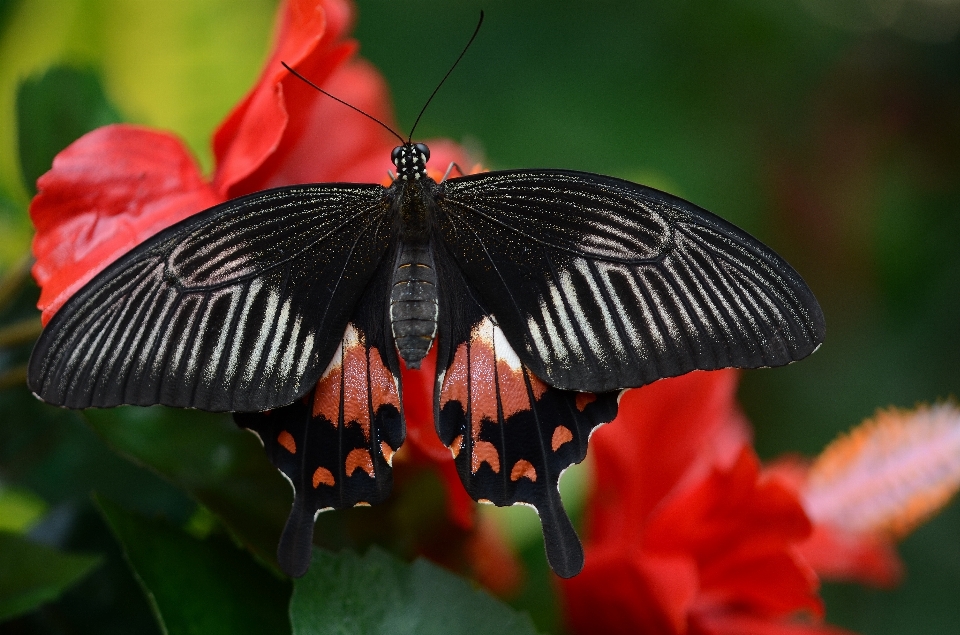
[0, 0, 958, 633]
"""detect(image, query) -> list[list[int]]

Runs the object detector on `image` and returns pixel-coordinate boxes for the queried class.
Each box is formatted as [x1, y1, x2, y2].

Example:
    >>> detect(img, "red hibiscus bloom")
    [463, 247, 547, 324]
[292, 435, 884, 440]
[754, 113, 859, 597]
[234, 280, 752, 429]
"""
[560, 370, 853, 635]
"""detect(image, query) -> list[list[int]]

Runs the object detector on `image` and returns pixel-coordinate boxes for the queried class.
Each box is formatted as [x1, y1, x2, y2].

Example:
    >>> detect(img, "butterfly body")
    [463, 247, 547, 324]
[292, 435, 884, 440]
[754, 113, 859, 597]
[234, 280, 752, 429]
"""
[29, 140, 825, 578]
[383, 142, 443, 368]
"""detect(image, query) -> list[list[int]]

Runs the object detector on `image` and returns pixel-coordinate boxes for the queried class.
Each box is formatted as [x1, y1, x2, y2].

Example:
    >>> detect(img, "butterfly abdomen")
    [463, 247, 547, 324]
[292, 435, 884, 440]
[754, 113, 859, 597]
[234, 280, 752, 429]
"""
[389, 242, 438, 368]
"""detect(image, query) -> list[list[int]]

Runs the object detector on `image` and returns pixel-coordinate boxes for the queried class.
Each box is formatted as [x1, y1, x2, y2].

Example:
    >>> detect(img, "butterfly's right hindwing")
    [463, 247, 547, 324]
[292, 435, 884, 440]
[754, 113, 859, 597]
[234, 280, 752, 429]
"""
[432, 244, 620, 578]
[28, 184, 392, 411]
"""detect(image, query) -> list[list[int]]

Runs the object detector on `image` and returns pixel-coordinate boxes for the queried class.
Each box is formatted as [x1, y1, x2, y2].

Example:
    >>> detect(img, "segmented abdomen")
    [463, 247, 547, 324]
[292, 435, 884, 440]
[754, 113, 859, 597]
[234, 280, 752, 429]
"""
[390, 242, 438, 368]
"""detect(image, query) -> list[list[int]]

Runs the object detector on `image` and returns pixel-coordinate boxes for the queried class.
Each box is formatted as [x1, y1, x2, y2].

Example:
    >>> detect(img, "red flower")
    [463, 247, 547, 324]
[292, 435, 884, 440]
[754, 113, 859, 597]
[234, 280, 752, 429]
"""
[29, 0, 470, 326]
[560, 371, 854, 635]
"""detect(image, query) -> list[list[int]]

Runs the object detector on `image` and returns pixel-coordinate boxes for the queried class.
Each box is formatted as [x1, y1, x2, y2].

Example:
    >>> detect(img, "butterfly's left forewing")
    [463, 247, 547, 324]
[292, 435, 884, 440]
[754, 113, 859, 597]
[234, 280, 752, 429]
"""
[236, 257, 404, 577]
[433, 248, 619, 578]
[29, 184, 392, 411]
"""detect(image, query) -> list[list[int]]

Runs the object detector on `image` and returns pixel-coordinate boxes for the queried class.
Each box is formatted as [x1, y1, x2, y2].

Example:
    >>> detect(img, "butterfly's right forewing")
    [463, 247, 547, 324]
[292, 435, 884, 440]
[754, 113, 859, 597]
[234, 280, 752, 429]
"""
[437, 169, 825, 393]
[29, 184, 392, 412]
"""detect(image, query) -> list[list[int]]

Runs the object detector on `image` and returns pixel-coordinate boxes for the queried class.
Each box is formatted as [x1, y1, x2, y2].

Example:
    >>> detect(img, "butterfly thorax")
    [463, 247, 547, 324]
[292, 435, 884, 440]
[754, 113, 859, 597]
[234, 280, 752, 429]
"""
[388, 142, 439, 368]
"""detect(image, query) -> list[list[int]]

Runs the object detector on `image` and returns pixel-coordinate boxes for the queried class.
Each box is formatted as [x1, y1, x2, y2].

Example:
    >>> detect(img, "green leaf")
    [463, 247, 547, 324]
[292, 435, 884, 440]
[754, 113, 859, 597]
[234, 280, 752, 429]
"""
[16, 65, 121, 194]
[0, 387, 196, 524]
[96, 495, 290, 635]
[0, 530, 101, 621]
[0, 485, 46, 532]
[291, 547, 542, 635]
[0, 193, 29, 269]
[84, 407, 291, 570]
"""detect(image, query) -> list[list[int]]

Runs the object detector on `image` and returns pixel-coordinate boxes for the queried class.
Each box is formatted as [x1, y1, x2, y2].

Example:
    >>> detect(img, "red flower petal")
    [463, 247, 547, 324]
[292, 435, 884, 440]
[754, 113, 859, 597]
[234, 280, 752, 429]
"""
[586, 370, 749, 546]
[563, 547, 699, 635]
[644, 450, 812, 558]
[692, 613, 857, 635]
[645, 449, 820, 618]
[796, 524, 903, 588]
[401, 347, 450, 463]
[30, 124, 219, 324]
[212, 0, 363, 197]
[697, 549, 821, 618]
[249, 57, 399, 188]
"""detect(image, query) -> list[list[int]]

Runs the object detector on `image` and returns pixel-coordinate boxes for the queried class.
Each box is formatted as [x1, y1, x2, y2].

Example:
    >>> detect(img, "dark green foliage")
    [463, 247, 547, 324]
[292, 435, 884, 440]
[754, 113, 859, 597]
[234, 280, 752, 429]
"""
[16, 66, 122, 194]
[0, 531, 101, 621]
[290, 547, 541, 635]
[97, 496, 291, 635]
[84, 408, 292, 571]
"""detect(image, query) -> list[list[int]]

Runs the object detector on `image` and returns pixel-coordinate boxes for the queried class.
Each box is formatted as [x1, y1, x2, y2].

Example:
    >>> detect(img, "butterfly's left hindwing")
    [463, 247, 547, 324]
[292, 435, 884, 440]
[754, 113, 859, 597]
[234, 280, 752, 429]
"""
[236, 258, 404, 578]
[433, 247, 619, 578]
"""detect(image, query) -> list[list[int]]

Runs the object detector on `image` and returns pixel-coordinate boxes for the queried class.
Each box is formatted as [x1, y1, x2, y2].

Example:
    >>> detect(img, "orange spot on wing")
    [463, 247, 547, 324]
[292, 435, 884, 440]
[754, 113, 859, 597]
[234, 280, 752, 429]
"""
[552, 425, 574, 451]
[277, 430, 296, 454]
[472, 440, 501, 474]
[380, 441, 395, 465]
[575, 392, 597, 411]
[345, 448, 375, 477]
[510, 459, 537, 482]
[438, 342, 470, 412]
[449, 434, 463, 458]
[313, 351, 343, 425]
[368, 346, 401, 412]
[312, 467, 335, 488]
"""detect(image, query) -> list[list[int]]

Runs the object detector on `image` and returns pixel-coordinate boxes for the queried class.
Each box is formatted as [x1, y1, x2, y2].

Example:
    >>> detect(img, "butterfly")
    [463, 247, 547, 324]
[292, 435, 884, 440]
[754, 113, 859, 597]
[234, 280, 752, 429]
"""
[27, 135, 825, 578]
[26, 13, 824, 581]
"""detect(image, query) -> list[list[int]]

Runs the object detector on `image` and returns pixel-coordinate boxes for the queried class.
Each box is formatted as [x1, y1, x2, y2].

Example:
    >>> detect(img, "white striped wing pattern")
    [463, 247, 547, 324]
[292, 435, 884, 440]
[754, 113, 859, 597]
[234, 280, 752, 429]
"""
[28, 184, 391, 411]
[437, 169, 825, 392]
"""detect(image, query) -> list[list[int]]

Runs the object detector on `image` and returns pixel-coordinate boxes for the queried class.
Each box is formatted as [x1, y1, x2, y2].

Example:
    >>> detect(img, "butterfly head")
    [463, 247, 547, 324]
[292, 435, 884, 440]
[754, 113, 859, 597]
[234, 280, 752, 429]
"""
[391, 143, 430, 182]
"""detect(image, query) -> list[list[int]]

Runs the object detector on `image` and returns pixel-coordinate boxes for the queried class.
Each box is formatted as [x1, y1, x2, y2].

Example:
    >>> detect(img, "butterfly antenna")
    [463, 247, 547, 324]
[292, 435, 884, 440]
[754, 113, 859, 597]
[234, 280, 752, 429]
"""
[280, 61, 405, 144]
[407, 10, 484, 143]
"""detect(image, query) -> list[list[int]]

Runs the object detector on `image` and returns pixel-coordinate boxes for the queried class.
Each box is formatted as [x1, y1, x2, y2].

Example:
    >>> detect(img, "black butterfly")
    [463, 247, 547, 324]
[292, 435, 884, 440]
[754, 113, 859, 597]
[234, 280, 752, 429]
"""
[26, 12, 823, 581]
[28, 137, 824, 577]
